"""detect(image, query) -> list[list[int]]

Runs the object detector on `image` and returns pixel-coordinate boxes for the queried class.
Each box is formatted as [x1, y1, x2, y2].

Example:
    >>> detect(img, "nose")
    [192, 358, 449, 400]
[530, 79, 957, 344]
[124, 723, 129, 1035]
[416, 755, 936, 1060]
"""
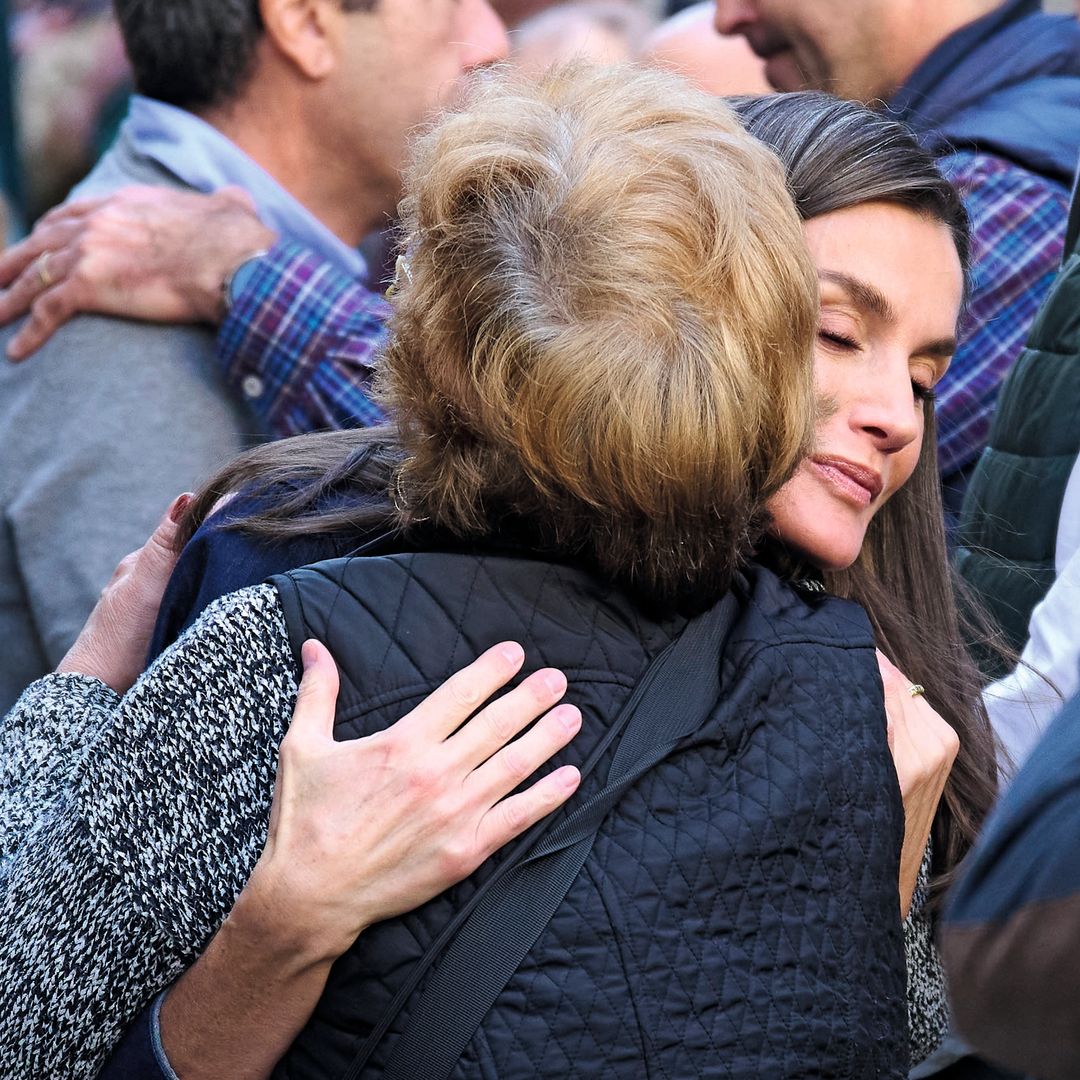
[714, 0, 759, 36]
[850, 365, 922, 454]
[462, 0, 511, 69]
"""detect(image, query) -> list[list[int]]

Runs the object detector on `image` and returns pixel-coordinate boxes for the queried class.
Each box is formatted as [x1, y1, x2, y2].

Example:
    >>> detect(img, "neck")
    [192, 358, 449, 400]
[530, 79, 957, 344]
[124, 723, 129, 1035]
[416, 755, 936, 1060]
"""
[884, 0, 1003, 94]
[199, 93, 385, 247]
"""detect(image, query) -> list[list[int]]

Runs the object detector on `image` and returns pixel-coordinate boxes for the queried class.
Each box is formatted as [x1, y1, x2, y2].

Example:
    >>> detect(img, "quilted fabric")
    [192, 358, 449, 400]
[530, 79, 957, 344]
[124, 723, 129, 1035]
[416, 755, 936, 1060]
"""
[271, 554, 908, 1079]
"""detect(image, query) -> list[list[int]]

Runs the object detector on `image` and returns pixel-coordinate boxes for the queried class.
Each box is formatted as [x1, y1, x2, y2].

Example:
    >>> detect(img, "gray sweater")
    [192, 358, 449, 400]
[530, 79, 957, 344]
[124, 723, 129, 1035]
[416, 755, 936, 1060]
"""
[0, 129, 260, 711]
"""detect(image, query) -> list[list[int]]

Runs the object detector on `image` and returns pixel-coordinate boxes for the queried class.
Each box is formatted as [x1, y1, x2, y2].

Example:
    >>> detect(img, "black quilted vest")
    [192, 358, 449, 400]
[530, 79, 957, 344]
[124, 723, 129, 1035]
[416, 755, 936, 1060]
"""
[269, 552, 908, 1079]
[955, 193, 1080, 674]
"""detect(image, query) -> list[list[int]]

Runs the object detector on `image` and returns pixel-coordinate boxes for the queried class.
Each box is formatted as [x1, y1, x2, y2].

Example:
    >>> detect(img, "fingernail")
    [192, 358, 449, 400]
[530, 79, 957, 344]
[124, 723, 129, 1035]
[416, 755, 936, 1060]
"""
[168, 492, 194, 523]
[555, 765, 581, 790]
[544, 669, 567, 696]
[557, 706, 581, 734]
[498, 642, 524, 666]
[301, 639, 318, 670]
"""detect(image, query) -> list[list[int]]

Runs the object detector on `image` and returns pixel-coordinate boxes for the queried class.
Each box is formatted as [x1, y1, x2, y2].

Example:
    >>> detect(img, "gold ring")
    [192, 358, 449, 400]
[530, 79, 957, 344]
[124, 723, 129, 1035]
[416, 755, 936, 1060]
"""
[908, 684, 926, 698]
[36, 252, 53, 289]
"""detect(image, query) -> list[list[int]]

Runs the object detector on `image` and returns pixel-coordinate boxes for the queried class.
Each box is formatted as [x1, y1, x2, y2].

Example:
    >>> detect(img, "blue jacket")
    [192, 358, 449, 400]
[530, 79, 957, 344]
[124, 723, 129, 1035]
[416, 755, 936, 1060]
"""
[890, 0, 1080, 186]
[942, 689, 1080, 1079]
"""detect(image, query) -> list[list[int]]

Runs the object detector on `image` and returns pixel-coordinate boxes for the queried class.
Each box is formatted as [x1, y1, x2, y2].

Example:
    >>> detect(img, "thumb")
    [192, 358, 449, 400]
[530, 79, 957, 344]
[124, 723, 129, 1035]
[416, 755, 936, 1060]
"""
[292, 639, 341, 741]
[137, 493, 191, 574]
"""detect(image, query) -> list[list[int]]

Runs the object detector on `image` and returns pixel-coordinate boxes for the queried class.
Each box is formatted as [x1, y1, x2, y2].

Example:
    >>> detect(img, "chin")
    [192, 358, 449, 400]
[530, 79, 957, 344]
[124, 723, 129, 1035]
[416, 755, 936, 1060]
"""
[791, 530, 864, 573]
[810, 547, 862, 573]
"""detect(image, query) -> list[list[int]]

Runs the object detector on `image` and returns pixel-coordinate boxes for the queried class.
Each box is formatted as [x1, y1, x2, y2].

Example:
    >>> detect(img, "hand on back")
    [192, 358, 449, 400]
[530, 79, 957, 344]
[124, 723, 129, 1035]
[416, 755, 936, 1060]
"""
[0, 185, 276, 359]
[245, 639, 582, 961]
[877, 649, 959, 918]
[56, 492, 191, 694]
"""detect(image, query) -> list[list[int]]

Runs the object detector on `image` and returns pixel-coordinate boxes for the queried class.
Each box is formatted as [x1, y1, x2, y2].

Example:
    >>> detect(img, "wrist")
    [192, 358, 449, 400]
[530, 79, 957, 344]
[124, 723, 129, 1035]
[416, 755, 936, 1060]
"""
[235, 862, 366, 967]
[55, 635, 132, 695]
[202, 226, 277, 325]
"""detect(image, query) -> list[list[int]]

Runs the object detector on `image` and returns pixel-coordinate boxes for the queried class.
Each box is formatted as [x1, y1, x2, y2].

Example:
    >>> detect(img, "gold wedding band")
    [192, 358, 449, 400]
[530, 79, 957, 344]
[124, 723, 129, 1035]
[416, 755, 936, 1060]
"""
[908, 684, 926, 698]
[36, 251, 53, 289]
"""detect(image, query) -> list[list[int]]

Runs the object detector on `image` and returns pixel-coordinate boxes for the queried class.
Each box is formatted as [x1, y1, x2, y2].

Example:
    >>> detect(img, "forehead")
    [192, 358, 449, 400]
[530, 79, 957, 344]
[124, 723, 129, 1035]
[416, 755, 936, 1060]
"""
[804, 202, 964, 328]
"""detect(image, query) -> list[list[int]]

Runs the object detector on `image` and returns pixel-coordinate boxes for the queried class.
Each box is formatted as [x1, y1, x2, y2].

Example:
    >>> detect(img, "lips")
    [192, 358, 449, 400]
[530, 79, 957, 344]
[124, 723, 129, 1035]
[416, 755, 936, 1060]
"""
[744, 31, 791, 61]
[809, 456, 884, 508]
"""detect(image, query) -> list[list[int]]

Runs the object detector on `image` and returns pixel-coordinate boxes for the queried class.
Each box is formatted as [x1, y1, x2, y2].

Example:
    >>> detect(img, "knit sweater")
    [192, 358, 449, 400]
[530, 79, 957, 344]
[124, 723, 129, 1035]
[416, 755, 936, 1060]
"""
[0, 584, 944, 1077]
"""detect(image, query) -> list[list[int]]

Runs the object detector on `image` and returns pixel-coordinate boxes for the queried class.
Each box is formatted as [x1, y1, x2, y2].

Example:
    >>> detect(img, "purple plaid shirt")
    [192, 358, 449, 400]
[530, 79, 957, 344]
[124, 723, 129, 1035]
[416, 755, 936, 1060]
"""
[218, 158, 1070, 480]
[219, 240, 390, 435]
[937, 151, 1069, 479]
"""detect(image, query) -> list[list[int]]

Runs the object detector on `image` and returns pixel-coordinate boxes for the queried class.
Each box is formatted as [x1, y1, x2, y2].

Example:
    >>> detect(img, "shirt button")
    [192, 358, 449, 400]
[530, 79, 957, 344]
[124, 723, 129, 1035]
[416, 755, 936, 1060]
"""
[242, 375, 264, 399]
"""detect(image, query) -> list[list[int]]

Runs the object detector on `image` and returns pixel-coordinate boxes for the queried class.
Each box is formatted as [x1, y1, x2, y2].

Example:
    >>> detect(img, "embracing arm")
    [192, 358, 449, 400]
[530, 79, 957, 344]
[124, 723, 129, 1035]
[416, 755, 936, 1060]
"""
[0, 186, 390, 435]
[3, 564, 579, 1079]
[148, 640, 579, 1080]
[0, 585, 298, 1079]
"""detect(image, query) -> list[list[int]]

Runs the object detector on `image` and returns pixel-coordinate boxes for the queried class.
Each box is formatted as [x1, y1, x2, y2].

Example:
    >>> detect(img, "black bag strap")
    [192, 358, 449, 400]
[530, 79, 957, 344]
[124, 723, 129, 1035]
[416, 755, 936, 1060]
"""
[348, 592, 736, 1080]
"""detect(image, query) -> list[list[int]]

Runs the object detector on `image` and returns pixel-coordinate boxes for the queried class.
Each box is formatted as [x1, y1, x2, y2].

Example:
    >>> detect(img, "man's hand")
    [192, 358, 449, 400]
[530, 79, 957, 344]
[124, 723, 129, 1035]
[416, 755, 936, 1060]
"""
[0, 186, 277, 359]
[242, 639, 583, 962]
[878, 650, 960, 919]
[55, 493, 191, 693]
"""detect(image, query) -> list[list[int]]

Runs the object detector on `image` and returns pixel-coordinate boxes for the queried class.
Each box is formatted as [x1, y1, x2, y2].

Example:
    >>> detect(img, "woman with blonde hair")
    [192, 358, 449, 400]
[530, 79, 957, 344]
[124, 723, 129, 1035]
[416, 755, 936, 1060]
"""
[0, 64, 917, 1079]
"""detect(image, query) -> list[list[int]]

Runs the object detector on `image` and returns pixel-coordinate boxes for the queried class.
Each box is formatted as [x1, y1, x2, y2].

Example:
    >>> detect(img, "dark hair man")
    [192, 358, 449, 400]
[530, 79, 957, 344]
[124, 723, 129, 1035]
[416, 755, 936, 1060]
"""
[0, 0, 507, 711]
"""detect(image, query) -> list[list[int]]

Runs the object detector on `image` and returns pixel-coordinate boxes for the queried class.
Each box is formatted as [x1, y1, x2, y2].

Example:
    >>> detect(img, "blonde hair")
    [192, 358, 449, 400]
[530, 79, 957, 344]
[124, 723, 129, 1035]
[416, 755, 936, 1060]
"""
[379, 63, 817, 607]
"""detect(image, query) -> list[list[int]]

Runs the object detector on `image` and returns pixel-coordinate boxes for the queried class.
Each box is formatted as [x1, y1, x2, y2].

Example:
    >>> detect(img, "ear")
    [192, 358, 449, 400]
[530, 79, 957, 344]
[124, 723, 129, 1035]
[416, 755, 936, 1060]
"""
[259, 0, 348, 81]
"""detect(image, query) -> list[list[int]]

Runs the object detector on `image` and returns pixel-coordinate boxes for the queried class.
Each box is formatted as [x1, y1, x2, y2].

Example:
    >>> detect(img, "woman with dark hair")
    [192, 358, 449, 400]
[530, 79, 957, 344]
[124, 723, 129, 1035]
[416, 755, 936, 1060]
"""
[0, 77, 994, 1079]
[153, 98, 995, 1054]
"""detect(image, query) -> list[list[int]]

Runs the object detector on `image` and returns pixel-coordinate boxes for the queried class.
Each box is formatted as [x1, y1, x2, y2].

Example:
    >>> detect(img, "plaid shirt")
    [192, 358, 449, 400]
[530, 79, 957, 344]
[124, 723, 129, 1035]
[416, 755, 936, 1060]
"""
[219, 240, 390, 435]
[937, 151, 1070, 479]
[220, 159, 1070, 473]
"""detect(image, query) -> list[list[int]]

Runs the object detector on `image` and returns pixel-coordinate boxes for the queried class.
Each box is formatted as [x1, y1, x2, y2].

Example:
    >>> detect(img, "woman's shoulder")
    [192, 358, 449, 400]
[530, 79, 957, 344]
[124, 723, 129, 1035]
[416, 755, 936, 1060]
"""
[150, 487, 377, 660]
[730, 561, 877, 656]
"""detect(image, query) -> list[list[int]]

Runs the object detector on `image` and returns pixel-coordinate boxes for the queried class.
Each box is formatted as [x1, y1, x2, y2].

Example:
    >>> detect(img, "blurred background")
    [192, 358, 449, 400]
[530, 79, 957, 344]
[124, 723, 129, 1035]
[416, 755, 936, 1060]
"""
[0, 0, 1074, 240]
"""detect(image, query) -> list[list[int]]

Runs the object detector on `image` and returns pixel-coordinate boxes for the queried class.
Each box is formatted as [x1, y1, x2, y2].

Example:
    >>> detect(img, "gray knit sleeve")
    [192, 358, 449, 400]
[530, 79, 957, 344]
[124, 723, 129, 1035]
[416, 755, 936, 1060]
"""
[0, 583, 298, 1080]
[0, 672, 121, 866]
[905, 843, 949, 1067]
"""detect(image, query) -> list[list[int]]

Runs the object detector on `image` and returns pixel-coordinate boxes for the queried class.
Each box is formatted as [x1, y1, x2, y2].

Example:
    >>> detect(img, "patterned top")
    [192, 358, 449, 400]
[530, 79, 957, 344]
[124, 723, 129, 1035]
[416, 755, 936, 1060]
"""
[219, 240, 390, 435]
[937, 151, 1069, 480]
[0, 584, 944, 1078]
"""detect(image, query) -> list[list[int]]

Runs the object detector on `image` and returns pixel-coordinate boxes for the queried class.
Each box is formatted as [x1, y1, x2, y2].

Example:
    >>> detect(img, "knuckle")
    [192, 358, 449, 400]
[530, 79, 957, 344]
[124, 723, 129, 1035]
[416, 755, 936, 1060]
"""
[446, 676, 481, 715]
[500, 745, 530, 784]
[498, 796, 530, 835]
[407, 760, 444, 797]
[484, 704, 519, 746]
[277, 732, 305, 766]
[438, 840, 474, 882]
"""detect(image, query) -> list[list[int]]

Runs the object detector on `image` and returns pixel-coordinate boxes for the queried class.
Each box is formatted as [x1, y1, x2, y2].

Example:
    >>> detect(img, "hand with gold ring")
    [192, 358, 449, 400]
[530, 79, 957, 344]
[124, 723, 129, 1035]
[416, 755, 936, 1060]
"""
[35, 251, 54, 289]
[876, 650, 959, 919]
[0, 185, 277, 361]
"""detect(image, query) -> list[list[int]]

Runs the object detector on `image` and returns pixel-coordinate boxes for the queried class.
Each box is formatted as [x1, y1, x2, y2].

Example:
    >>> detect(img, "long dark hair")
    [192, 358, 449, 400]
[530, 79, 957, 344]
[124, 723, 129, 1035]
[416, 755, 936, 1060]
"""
[735, 92, 999, 892]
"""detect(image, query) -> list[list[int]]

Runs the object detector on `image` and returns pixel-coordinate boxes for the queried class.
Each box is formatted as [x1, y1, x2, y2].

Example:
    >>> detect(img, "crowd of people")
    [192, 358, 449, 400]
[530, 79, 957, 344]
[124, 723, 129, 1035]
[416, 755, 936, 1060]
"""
[1, 0, 1080, 1078]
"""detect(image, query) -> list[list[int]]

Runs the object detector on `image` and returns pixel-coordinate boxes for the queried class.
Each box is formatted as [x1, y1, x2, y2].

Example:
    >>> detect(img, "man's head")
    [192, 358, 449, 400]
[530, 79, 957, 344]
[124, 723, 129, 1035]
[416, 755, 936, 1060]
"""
[712, 0, 999, 101]
[113, 0, 509, 236]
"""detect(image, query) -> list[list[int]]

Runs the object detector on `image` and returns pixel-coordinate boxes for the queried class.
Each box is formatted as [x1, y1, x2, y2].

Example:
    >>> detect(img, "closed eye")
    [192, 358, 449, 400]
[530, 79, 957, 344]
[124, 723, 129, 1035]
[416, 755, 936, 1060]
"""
[819, 330, 860, 350]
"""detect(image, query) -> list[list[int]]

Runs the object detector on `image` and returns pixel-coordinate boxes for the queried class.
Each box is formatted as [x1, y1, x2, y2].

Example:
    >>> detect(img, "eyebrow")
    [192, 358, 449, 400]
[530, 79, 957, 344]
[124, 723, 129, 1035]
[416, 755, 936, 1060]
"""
[818, 269, 957, 360]
[818, 270, 897, 322]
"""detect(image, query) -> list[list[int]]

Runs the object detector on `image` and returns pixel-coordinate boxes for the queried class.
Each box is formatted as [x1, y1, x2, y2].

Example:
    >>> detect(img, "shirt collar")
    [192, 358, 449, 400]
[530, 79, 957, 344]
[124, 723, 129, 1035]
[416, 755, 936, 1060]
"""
[121, 95, 368, 282]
